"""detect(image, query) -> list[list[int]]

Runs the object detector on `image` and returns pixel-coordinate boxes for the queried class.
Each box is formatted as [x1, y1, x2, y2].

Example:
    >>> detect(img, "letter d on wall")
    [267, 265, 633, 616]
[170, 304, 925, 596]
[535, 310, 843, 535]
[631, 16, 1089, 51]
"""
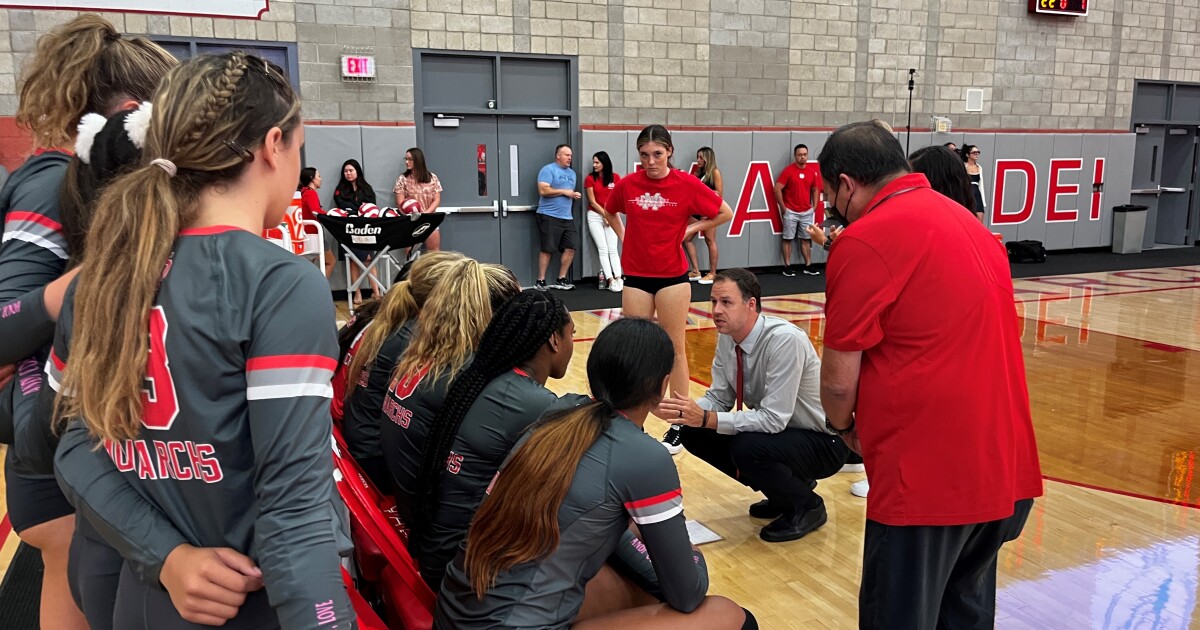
[991, 159, 1037, 225]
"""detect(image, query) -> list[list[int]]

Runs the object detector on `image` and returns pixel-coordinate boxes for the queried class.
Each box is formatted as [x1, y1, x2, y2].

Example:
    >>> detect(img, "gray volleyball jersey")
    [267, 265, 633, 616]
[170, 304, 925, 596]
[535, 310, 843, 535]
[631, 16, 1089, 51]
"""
[0, 150, 69, 449]
[50, 225, 355, 629]
[435, 412, 709, 629]
[410, 370, 587, 589]
[342, 320, 417, 462]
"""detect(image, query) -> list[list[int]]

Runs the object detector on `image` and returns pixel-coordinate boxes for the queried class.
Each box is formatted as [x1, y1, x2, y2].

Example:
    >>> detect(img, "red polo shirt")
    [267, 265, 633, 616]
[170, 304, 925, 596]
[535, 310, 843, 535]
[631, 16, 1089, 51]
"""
[824, 172, 1043, 527]
[610, 168, 722, 278]
[775, 162, 820, 212]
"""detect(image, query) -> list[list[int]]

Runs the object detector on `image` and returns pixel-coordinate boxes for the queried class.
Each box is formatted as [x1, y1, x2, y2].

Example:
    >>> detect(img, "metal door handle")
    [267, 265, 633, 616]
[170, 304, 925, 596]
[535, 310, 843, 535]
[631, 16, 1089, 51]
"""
[501, 199, 509, 217]
[1160, 187, 1185, 193]
[493, 200, 499, 217]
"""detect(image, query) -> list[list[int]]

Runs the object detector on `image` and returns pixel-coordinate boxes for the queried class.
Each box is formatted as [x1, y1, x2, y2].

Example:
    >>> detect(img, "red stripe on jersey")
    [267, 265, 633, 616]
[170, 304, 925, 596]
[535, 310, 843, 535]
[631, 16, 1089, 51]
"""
[5, 211, 63, 232]
[624, 488, 683, 510]
[34, 148, 74, 157]
[50, 348, 66, 370]
[179, 225, 246, 236]
[247, 354, 338, 372]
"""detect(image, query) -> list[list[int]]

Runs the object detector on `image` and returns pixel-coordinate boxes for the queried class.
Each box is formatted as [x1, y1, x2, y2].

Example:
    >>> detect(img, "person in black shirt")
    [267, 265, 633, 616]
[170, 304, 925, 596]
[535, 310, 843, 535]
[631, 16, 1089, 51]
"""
[410, 290, 582, 589]
[332, 158, 380, 302]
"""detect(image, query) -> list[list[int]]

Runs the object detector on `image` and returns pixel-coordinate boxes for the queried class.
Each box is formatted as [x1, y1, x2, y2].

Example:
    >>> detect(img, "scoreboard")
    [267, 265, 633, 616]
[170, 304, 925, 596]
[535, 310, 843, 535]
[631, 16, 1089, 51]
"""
[1029, 0, 1089, 15]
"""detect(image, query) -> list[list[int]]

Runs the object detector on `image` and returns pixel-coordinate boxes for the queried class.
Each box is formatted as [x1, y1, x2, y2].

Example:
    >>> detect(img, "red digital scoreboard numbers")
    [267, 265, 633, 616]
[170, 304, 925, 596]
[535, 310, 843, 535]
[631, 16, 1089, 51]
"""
[1029, 0, 1089, 16]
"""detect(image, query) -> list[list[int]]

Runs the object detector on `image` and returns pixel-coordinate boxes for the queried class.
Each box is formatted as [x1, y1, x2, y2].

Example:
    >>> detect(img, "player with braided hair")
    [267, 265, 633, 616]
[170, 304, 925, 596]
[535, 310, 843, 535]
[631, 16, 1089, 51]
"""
[52, 52, 355, 628]
[0, 14, 175, 629]
[407, 290, 583, 589]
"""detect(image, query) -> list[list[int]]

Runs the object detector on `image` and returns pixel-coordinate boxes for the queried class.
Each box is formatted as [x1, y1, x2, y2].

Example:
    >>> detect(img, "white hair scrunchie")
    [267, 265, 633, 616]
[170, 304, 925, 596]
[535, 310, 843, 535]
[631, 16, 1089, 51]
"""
[74, 113, 107, 165]
[150, 158, 177, 177]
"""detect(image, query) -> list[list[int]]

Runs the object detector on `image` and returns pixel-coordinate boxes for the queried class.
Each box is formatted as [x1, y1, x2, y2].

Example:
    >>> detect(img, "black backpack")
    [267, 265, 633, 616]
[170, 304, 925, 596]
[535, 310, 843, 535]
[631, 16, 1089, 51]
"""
[1006, 240, 1047, 263]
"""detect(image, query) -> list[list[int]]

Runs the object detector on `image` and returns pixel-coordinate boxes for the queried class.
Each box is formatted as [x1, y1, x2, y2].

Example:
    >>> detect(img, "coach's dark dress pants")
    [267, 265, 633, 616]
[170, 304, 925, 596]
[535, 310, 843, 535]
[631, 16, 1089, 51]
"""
[678, 426, 849, 514]
[859, 498, 1034, 630]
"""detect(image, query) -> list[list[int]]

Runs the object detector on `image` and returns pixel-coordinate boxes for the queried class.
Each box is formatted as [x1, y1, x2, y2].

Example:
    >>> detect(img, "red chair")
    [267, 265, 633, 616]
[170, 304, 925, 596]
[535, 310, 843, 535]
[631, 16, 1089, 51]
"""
[332, 428, 436, 630]
[343, 567, 389, 630]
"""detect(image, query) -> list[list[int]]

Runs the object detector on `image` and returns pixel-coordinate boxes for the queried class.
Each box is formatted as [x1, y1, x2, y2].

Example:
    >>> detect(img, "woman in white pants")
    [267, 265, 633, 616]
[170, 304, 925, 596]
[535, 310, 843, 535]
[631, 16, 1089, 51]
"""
[584, 151, 625, 292]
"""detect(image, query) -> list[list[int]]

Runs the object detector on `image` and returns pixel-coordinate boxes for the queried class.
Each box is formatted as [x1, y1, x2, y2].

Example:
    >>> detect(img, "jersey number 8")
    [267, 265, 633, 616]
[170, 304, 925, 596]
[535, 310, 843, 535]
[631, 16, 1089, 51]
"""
[141, 306, 180, 430]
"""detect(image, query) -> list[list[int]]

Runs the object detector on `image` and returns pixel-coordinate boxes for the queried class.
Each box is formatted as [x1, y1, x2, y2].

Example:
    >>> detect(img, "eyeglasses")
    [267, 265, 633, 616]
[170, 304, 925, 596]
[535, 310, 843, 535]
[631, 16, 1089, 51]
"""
[969, 151, 981, 156]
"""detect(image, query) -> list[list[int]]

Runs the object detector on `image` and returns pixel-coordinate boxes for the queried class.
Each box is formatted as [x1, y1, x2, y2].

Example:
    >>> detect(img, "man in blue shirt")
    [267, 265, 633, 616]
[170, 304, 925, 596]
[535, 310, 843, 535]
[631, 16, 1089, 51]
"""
[535, 144, 581, 290]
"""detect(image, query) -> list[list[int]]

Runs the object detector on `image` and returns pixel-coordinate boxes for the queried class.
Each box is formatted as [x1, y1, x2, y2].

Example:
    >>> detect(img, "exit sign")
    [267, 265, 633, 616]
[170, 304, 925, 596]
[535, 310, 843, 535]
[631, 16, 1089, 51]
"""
[1028, 0, 1088, 16]
[341, 55, 376, 79]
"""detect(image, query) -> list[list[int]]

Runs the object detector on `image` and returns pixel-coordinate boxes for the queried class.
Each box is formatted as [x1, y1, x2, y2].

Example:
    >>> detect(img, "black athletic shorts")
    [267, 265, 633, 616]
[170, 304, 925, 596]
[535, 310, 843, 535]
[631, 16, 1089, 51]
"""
[5, 452, 74, 533]
[536, 214, 578, 253]
[68, 522, 124, 630]
[114, 562, 279, 629]
[623, 273, 691, 295]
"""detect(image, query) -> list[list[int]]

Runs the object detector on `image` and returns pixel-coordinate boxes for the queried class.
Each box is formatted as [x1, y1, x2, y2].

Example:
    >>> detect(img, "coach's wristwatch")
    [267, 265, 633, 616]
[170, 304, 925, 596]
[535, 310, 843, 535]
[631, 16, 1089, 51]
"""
[826, 416, 855, 436]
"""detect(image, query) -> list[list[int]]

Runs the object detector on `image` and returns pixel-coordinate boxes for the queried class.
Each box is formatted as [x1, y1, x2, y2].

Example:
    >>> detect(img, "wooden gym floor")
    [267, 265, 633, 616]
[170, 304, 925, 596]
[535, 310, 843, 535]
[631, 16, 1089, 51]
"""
[2, 266, 1198, 628]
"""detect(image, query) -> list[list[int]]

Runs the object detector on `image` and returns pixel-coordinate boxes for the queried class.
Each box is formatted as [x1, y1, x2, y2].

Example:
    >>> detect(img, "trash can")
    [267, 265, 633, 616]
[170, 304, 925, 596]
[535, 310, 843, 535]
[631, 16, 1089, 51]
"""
[1112, 204, 1148, 254]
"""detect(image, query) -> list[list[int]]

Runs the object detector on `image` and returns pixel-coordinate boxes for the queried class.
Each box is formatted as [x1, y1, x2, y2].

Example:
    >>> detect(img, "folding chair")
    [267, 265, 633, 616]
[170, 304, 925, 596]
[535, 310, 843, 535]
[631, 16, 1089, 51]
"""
[318, 213, 446, 314]
[332, 428, 436, 630]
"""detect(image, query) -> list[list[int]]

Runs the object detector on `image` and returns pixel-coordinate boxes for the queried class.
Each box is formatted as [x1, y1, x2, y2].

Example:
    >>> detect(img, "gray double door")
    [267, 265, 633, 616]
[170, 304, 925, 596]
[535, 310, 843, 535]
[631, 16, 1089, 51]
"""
[1131, 125, 1199, 247]
[416, 52, 577, 286]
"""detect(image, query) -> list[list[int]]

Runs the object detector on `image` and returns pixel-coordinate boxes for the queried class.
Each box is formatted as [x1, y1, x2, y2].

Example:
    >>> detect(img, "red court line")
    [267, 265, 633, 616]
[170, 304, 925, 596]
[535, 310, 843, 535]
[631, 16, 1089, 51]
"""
[0, 513, 11, 543]
[1042, 476, 1199, 510]
[1013, 284, 1200, 304]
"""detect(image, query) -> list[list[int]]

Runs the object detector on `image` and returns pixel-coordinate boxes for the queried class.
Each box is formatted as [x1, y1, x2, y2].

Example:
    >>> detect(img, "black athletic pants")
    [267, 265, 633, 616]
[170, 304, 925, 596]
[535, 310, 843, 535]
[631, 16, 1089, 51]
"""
[859, 498, 1034, 630]
[678, 427, 849, 515]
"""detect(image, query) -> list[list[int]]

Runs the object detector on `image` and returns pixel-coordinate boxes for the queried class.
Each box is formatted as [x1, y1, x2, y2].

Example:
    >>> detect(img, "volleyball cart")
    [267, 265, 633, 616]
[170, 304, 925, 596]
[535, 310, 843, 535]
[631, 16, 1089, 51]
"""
[317, 212, 445, 313]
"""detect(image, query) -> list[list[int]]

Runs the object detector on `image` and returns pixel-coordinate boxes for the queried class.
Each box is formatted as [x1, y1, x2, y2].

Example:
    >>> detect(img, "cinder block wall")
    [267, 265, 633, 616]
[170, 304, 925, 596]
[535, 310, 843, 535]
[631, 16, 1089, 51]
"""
[2, 0, 1198, 133]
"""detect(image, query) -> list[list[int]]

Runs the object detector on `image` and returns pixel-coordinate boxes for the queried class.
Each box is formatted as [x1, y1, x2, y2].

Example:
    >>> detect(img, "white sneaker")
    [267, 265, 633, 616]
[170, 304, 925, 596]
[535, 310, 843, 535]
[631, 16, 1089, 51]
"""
[850, 479, 869, 498]
[609, 278, 623, 292]
[839, 463, 865, 473]
[661, 426, 683, 455]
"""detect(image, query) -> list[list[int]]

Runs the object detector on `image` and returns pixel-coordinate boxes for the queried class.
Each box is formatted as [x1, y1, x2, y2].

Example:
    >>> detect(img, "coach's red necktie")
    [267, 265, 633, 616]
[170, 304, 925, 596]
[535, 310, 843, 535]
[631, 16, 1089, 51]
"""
[735, 345, 745, 411]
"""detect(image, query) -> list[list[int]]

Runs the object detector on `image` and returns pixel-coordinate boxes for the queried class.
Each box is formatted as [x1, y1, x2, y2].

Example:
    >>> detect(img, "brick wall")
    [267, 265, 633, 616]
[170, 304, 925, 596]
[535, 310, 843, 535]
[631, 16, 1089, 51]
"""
[0, 0, 1198, 162]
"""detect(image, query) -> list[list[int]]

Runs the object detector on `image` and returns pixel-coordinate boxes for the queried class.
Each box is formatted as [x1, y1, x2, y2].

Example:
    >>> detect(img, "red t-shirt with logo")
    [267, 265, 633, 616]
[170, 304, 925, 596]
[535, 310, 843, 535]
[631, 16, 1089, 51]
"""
[775, 162, 821, 212]
[585, 172, 622, 211]
[609, 169, 722, 278]
[823, 172, 1043, 527]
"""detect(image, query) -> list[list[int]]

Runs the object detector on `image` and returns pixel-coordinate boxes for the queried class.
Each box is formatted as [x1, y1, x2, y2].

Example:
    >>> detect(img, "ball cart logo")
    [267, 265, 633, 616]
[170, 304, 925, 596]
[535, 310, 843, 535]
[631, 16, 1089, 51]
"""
[346, 223, 382, 236]
[413, 224, 431, 236]
[634, 192, 675, 211]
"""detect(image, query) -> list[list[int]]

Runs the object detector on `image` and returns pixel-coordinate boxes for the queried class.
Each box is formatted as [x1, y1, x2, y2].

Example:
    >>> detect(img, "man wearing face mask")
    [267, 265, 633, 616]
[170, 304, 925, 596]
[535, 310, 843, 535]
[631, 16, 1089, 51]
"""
[817, 121, 1043, 630]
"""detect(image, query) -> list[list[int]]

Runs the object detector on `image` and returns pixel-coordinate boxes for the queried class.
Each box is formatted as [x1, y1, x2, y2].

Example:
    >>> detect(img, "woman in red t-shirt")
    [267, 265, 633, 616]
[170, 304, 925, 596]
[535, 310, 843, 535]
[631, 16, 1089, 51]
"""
[609, 125, 733, 409]
[584, 151, 625, 292]
[298, 166, 335, 277]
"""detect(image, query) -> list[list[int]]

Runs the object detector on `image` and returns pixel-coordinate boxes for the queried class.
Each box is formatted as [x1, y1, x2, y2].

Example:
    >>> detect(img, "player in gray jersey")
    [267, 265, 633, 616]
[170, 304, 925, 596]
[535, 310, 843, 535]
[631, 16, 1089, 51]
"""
[0, 15, 176, 630]
[49, 53, 354, 629]
[437, 317, 754, 630]
[407, 290, 582, 590]
[380, 259, 520, 518]
[341, 250, 465, 490]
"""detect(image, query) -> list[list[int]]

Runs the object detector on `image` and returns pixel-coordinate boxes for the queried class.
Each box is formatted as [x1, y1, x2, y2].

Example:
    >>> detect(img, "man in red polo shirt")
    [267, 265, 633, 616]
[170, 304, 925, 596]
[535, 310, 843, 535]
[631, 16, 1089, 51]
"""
[817, 121, 1043, 630]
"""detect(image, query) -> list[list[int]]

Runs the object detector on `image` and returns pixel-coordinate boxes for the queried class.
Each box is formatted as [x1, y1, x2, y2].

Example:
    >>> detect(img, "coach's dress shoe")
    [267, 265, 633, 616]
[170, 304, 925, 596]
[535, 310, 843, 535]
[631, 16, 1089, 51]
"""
[748, 500, 783, 519]
[749, 481, 819, 520]
[759, 501, 827, 543]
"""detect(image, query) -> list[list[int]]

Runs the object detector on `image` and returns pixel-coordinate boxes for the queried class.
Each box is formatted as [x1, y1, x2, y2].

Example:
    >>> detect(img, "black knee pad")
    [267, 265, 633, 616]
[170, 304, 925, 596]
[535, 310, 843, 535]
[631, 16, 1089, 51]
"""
[741, 607, 759, 630]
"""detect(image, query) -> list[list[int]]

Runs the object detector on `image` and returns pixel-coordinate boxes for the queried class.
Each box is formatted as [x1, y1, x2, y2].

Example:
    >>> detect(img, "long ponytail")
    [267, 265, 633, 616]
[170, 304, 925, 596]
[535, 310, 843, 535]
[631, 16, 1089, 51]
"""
[345, 250, 464, 397]
[392, 261, 519, 384]
[17, 13, 176, 149]
[57, 52, 300, 441]
[461, 317, 675, 597]
[413, 291, 570, 535]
